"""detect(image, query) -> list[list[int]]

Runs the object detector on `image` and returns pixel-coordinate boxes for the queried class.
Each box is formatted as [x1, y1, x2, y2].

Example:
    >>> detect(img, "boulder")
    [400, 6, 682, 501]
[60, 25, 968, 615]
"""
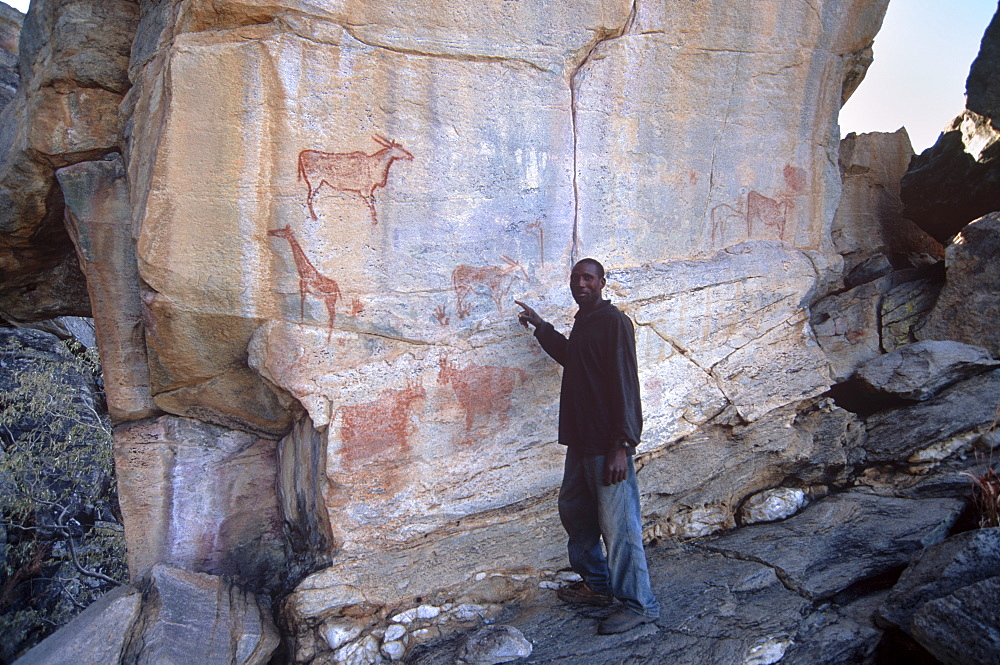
[14, 565, 282, 665]
[12, 586, 143, 665]
[911, 576, 1000, 665]
[704, 490, 965, 600]
[880, 276, 943, 353]
[456, 625, 532, 665]
[877, 528, 1000, 634]
[812, 270, 944, 382]
[56, 155, 161, 423]
[44, 316, 97, 347]
[918, 212, 1000, 357]
[0, 0, 138, 322]
[739, 487, 808, 526]
[901, 6, 1000, 242]
[832, 130, 942, 276]
[811, 280, 883, 382]
[780, 600, 883, 665]
[854, 340, 1000, 402]
[967, 7, 1000, 127]
[641, 398, 864, 541]
[129, 565, 279, 665]
[112, 416, 286, 592]
[864, 369, 1000, 464]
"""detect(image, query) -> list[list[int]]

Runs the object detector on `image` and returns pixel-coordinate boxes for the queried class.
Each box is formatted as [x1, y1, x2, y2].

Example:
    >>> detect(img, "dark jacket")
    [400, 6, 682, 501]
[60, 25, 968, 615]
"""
[534, 299, 642, 456]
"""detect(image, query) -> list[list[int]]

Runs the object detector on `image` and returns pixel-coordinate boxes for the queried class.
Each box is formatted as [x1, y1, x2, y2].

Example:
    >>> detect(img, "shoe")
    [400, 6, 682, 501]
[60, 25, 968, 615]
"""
[556, 581, 615, 606]
[597, 607, 657, 634]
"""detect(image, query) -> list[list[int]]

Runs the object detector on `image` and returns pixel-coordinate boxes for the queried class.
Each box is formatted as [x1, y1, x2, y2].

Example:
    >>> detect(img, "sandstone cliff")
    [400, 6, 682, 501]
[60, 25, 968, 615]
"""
[5, 1, 1000, 664]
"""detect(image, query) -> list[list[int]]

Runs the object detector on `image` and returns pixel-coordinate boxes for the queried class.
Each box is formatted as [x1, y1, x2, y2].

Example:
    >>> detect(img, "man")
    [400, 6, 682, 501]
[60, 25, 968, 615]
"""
[516, 258, 659, 635]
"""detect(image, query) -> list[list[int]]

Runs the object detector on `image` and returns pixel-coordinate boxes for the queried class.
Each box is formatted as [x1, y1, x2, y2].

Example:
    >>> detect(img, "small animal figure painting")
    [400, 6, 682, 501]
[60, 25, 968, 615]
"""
[338, 380, 426, 467]
[267, 224, 340, 339]
[452, 256, 529, 319]
[526, 219, 544, 263]
[297, 135, 413, 223]
[746, 190, 789, 240]
[438, 354, 526, 441]
[709, 163, 808, 245]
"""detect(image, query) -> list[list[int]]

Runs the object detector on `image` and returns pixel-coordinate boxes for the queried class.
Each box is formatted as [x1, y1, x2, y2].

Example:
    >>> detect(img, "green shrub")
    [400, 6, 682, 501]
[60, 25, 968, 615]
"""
[0, 332, 126, 662]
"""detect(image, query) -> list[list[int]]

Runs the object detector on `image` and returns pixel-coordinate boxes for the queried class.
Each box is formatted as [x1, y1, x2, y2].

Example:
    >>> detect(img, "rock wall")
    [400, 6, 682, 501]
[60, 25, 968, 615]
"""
[0, 0, 918, 660]
[0, 2, 20, 113]
[0, 0, 137, 322]
[110, 0, 894, 637]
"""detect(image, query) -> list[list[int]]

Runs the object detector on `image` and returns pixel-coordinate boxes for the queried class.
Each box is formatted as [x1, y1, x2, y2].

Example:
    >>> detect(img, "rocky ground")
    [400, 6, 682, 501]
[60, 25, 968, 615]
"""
[409, 469, 991, 665]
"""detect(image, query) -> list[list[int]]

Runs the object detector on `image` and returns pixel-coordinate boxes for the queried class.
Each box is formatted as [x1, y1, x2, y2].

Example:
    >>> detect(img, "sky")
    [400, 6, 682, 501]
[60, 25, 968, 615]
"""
[3, 0, 997, 153]
[839, 0, 998, 152]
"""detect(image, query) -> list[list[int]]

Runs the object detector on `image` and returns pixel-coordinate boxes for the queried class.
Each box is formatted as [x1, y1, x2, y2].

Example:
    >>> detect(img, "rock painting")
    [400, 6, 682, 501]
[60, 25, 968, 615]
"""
[526, 219, 544, 263]
[348, 298, 364, 317]
[710, 164, 808, 244]
[297, 135, 414, 223]
[452, 256, 529, 319]
[267, 224, 340, 340]
[434, 304, 450, 327]
[438, 354, 526, 443]
[338, 380, 426, 467]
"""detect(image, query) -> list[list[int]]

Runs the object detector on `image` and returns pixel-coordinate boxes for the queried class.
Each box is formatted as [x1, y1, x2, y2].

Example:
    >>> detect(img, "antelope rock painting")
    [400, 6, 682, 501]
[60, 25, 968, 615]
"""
[297, 135, 414, 223]
[452, 256, 529, 319]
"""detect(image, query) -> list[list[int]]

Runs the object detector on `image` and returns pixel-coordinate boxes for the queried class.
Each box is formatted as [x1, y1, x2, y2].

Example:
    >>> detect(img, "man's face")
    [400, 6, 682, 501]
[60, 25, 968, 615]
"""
[570, 262, 606, 308]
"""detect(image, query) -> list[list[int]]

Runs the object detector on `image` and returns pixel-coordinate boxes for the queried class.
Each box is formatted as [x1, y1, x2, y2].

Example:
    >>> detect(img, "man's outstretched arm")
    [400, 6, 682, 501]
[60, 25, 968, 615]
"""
[516, 300, 568, 366]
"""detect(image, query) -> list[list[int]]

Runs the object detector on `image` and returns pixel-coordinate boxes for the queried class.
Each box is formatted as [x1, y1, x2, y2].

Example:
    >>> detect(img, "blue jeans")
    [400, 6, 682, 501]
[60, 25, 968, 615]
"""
[558, 448, 660, 618]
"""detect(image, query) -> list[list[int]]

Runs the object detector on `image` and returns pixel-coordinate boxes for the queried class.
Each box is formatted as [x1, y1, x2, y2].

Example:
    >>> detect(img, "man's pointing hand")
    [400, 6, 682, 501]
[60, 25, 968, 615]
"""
[515, 300, 543, 329]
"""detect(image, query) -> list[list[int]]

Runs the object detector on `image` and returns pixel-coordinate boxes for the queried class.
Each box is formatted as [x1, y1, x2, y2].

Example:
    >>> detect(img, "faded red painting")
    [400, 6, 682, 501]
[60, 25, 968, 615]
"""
[452, 256, 528, 319]
[438, 355, 526, 444]
[710, 164, 808, 244]
[526, 219, 544, 264]
[433, 304, 450, 327]
[338, 380, 426, 468]
[333, 380, 426, 499]
[297, 135, 413, 223]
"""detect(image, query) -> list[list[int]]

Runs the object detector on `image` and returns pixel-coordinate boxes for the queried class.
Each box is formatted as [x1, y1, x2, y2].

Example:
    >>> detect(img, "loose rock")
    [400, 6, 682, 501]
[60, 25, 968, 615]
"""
[911, 576, 1000, 665]
[705, 491, 964, 600]
[739, 488, 808, 525]
[854, 340, 1000, 402]
[455, 625, 532, 665]
[877, 527, 1000, 634]
[919, 212, 1000, 357]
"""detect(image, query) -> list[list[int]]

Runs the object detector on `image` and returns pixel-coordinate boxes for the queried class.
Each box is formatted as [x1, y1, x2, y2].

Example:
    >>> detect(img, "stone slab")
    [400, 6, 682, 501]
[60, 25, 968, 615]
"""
[12, 586, 142, 665]
[703, 491, 965, 600]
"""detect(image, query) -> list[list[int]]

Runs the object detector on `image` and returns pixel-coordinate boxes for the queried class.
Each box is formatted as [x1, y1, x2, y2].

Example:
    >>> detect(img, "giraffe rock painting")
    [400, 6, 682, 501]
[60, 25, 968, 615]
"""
[438, 354, 526, 442]
[267, 224, 340, 339]
[452, 255, 529, 319]
[297, 135, 414, 223]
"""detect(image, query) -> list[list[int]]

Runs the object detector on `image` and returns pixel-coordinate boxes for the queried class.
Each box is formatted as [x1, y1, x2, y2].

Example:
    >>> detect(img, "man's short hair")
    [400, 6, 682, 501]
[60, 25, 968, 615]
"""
[574, 257, 605, 280]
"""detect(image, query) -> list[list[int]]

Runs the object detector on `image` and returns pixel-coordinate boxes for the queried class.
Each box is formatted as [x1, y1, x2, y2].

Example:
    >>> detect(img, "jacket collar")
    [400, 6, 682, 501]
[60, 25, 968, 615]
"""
[575, 298, 612, 321]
